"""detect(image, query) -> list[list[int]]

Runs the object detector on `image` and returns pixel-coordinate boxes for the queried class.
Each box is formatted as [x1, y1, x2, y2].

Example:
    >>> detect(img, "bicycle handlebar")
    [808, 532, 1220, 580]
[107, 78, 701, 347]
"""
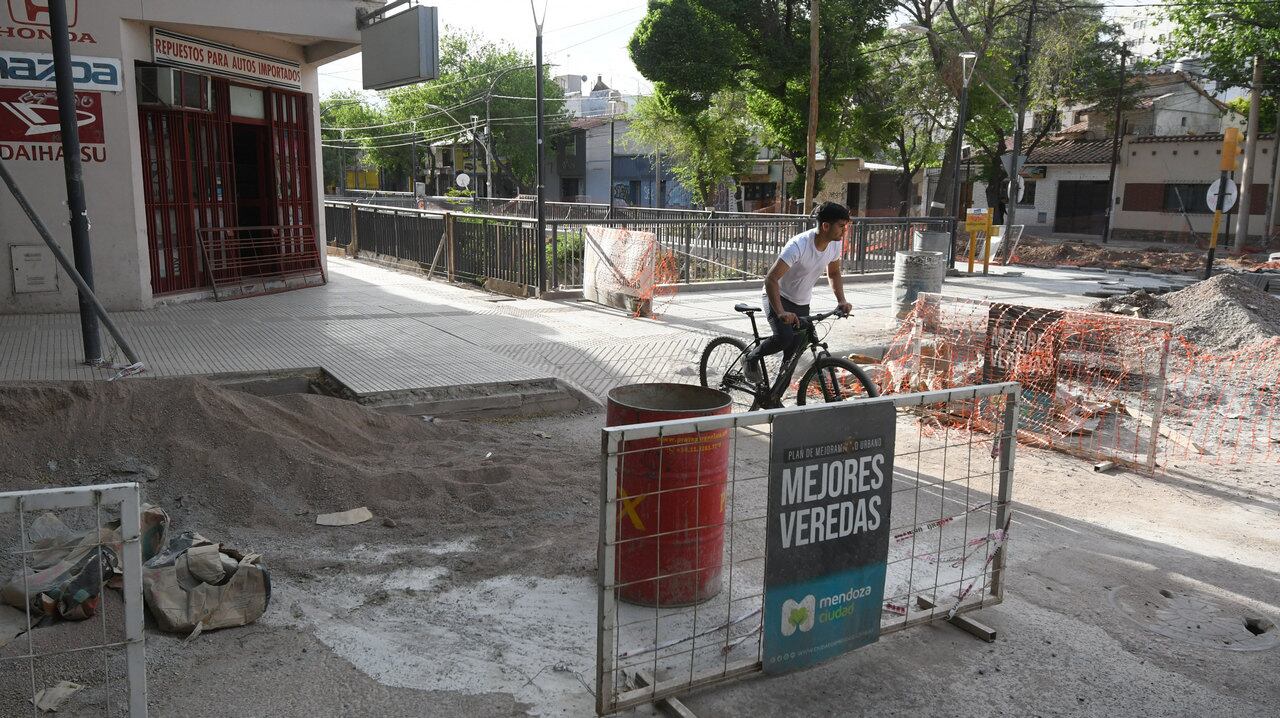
[797, 308, 849, 326]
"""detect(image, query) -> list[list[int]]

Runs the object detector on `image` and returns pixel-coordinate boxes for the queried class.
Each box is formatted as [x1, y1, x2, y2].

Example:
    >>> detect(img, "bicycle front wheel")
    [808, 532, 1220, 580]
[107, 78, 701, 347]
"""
[699, 336, 759, 411]
[795, 357, 880, 405]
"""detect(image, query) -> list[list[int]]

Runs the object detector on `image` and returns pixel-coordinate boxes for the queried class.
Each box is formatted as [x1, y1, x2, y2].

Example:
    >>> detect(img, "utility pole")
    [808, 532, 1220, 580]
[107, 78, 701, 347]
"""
[411, 121, 419, 196]
[803, 0, 820, 214]
[532, 1, 547, 290]
[1000, 0, 1036, 263]
[1234, 55, 1263, 254]
[49, 0, 100, 364]
[949, 52, 978, 268]
[470, 114, 480, 196]
[1101, 43, 1129, 245]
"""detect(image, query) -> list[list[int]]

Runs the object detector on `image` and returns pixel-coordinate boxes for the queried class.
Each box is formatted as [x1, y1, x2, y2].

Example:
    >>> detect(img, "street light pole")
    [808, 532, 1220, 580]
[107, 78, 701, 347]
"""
[1101, 44, 1130, 245]
[532, 1, 548, 291]
[949, 52, 978, 269]
[48, 0, 100, 363]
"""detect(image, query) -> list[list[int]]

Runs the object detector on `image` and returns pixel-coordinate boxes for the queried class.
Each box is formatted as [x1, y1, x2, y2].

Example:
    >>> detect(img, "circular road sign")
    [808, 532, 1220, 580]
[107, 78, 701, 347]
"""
[456, 172, 472, 189]
[1207, 178, 1238, 213]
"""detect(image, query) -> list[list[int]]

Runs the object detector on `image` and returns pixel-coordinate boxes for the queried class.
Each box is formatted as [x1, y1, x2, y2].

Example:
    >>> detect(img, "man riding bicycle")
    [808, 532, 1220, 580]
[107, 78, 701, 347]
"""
[743, 201, 853, 384]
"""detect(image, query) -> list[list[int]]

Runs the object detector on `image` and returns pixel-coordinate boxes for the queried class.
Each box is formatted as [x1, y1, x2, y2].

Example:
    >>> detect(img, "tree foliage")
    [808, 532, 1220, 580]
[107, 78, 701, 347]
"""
[1163, 4, 1279, 91]
[626, 91, 759, 207]
[892, 0, 1126, 216]
[629, 0, 893, 192]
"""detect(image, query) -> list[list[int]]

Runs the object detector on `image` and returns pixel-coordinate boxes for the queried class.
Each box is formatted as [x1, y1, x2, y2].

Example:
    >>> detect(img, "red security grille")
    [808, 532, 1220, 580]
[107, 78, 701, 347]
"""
[197, 225, 325, 300]
[139, 77, 319, 297]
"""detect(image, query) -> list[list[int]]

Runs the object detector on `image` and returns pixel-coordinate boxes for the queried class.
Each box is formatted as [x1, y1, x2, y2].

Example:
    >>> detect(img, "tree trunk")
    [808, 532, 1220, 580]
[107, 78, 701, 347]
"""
[930, 125, 959, 218]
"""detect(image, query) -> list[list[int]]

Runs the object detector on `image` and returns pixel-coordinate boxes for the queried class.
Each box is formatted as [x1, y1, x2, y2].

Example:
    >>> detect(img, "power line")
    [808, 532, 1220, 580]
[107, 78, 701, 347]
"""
[545, 5, 645, 33]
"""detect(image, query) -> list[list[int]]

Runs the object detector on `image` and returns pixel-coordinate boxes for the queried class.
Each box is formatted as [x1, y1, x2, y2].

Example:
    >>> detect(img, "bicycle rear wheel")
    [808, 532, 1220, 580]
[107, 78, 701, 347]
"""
[699, 336, 759, 411]
[795, 357, 879, 405]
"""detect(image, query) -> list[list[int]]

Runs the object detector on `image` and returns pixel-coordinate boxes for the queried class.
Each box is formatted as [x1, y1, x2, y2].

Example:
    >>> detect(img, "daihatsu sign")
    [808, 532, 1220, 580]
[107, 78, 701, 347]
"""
[152, 28, 302, 89]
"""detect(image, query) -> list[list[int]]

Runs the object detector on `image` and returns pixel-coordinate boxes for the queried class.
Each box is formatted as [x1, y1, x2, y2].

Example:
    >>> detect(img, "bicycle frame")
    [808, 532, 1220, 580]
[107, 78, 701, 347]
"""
[735, 312, 833, 409]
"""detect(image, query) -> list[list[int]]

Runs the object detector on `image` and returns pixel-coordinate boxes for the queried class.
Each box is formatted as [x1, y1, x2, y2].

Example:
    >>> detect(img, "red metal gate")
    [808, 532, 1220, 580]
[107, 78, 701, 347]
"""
[140, 78, 318, 297]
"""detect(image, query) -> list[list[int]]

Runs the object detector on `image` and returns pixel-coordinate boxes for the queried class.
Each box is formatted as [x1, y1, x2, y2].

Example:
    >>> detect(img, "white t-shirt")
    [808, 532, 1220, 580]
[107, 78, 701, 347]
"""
[762, 228, 843, 309]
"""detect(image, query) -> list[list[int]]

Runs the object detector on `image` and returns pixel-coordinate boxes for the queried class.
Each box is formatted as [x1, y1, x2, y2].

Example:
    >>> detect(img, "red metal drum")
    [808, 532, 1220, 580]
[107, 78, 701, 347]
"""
[606, 383, 732, 606]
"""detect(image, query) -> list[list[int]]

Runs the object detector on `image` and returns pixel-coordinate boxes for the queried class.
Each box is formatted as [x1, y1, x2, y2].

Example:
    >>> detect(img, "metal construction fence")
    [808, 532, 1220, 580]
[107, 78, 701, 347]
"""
[880, 294, 1172, 472]
[596, 384, 1018, 714]
[324, 201, 954, 293]
[0, 483, 147, 717]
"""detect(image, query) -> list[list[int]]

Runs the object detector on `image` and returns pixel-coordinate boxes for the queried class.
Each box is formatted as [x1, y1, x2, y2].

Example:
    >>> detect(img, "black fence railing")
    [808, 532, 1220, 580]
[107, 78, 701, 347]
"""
[546, 217, 954, 288]
[324, 201, 954, 293]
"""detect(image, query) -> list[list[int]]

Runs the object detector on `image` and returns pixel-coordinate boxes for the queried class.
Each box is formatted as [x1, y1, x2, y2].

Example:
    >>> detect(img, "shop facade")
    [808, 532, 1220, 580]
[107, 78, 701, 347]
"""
[0, 0, 377, 313]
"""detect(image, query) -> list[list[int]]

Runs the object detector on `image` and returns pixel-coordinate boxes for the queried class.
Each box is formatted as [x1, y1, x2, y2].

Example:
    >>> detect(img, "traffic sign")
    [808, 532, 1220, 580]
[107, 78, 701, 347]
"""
[965, 208, 992, 234]
[455, 172, 471, 189]
[1207, 178, 1237, 213]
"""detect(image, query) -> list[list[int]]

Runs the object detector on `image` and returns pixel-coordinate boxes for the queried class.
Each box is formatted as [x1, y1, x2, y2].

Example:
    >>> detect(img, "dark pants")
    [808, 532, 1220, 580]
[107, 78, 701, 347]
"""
[753, 296, 808, 364]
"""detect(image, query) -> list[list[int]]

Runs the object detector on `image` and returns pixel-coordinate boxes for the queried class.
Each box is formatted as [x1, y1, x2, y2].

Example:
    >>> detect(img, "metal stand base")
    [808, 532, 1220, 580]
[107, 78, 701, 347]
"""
[916, 595, 998, 642]
[632, 671, 698, 718]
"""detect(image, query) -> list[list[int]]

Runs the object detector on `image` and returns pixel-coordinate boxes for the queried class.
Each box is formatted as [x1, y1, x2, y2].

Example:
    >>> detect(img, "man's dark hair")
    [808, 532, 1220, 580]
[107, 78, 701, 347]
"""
[815, 201, 851, 225]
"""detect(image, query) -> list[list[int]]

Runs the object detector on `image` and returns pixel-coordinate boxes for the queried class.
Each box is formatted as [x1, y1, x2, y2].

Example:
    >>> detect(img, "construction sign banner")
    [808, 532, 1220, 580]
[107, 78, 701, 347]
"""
[0, 88, 105, 162]
[763, 401, 895, 674]
[153, 29, 302, 89]
[965, 208, 992, 235]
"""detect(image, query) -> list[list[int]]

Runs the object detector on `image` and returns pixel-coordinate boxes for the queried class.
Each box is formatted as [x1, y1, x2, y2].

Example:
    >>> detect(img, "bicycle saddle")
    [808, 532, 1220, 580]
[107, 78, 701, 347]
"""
[734, 303, 761, 314]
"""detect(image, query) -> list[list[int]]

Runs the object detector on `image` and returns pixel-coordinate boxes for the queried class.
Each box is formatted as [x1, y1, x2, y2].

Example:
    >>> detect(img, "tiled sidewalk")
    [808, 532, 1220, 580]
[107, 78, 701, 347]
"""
[0, 258, 1173, 400]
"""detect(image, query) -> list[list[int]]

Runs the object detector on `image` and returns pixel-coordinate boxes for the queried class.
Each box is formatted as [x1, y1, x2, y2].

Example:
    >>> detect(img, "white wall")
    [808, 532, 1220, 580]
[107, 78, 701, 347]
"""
[971, 164, 1111, 233]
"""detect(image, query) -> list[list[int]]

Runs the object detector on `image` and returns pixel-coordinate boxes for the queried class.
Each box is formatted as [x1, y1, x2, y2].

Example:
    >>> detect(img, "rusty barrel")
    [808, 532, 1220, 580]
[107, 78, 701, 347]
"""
[607, 383, 731, 606]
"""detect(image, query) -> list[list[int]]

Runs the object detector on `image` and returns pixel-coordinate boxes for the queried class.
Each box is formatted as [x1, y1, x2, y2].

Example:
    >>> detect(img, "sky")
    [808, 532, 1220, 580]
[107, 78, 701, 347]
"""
[319, 1, 652, 98]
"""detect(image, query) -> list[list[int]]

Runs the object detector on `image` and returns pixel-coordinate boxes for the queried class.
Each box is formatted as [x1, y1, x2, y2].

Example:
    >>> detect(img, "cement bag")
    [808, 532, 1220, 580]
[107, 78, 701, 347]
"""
[1, 506, 169, 621]
[143, 532, 271, 634]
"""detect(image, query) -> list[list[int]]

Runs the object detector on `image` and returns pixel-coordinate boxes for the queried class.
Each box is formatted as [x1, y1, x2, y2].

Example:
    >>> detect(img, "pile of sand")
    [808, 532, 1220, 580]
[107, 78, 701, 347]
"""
[0, 378, 597, 578]
[1094, 274, 1280, 351]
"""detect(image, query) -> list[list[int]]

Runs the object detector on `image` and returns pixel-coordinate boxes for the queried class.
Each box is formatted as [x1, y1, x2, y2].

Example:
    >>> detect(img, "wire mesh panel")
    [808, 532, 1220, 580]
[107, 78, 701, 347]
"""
[0, 484, 147, 717]
[596, 384, 1018, 714]
[882, 293, 1171, 472]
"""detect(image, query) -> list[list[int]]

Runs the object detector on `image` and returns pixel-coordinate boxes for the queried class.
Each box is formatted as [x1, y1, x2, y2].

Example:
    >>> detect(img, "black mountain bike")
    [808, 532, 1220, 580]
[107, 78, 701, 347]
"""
[699, 302, 879, 410]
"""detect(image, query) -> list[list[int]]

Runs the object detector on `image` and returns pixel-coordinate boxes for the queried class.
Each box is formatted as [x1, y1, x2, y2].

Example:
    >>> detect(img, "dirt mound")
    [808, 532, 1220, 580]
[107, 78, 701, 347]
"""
[1092, 289, 1169, 318]
[1013, 237, 1204, 273]
[0, 378, 596, 577]
[1094, 274, 1280, 351]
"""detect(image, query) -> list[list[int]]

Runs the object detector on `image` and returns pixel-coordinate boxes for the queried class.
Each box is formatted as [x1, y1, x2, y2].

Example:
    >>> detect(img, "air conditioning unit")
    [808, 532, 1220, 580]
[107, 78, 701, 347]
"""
[137, 66, 212, 111]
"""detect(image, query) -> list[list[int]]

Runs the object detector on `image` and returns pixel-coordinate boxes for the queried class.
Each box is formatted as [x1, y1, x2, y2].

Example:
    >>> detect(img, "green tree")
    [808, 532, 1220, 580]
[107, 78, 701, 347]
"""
[891, 0, 1126, 217]
[1163, 5, 1279, 91]
[625, 91, 758, 208]
[319, 92, 386, 190]
[848, 48, 949, 215]
[628, 0, 892, 196]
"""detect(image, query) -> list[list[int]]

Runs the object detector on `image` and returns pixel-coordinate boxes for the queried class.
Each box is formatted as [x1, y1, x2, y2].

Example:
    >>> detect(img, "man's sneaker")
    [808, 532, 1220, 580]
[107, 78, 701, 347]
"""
[742, 355, 763, 385]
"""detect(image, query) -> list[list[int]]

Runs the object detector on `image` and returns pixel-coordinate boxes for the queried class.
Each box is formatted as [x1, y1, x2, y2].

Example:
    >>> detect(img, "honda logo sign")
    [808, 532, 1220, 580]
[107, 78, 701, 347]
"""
[8, 0, 76, 27]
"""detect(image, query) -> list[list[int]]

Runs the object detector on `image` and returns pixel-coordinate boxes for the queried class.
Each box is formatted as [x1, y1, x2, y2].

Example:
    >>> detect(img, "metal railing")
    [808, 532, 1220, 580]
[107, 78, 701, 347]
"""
[0, 483, 148, 717]
[550, 216, 954, 289]
[596, 384, 1018, 714]
[323, 200, 954, 294]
